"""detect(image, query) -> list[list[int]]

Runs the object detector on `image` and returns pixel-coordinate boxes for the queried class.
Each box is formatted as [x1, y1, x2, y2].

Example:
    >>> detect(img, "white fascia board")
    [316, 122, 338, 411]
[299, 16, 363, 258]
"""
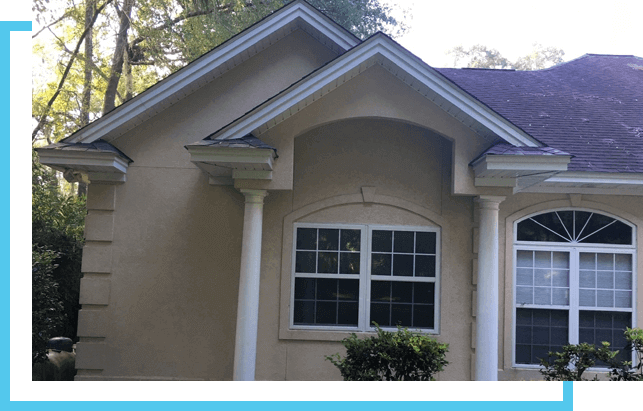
[472, 155, 571, 176]
[186, 146, 276, 170]
[475, 177, 517, 187]
[67, 1, 359, 145]
[542, 172, 643, 186]
[212, 35, 540, 147]
[37, 150, 129, 174]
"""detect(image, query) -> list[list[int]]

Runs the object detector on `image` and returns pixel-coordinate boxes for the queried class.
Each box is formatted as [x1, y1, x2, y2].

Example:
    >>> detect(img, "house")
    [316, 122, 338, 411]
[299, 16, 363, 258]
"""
[36, 0, 643, 381]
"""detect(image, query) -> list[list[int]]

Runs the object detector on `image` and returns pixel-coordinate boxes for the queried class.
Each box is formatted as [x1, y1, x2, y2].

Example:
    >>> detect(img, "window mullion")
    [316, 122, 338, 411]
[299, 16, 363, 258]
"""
[360, 227, 370, 332]
[569, 248, 580, 344]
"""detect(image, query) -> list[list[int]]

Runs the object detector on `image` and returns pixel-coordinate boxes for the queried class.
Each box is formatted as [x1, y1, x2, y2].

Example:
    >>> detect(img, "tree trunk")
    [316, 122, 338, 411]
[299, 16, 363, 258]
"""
[124, 44, 133, 101]
[80, 0, 94, 127]
[103, 0, 134, 115]
[78, 0, 95, 198]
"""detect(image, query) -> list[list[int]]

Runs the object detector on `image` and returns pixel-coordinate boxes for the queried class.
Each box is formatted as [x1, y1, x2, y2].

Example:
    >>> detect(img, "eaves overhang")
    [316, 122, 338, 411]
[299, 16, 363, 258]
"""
[36, 142, 132, 184]
[63, 0, 360, 145]
[206, 33, 542, 147]
[185, 135, 278, 184]
[521, 172, 643, 196]
[471, 154, 572, 192]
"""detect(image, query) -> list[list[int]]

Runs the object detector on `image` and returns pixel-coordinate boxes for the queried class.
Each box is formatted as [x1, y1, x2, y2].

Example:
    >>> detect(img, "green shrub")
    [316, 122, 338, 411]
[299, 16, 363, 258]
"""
[539, 327, 643, 381]
[326, 325, 449, 381]
[32, 246, 65, 364]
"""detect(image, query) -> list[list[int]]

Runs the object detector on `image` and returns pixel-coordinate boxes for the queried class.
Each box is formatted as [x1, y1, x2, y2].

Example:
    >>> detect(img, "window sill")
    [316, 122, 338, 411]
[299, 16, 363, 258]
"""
[279, 327, 439, 341]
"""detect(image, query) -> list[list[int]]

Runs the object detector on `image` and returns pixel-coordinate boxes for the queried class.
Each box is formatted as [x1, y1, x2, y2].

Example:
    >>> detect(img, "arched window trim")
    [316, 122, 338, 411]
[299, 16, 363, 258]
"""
[514, 208, 636, 249]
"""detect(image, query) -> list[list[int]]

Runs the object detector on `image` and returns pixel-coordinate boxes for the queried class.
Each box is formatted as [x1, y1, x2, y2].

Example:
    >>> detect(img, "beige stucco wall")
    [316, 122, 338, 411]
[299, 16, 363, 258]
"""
[75, 29, 339, 380]
[254, 119, 476, 380]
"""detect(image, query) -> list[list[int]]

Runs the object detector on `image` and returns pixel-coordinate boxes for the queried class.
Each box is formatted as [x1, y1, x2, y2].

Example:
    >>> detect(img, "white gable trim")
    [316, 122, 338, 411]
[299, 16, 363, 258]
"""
[210, 34, 541, 147]
[66, 1, 359, 144]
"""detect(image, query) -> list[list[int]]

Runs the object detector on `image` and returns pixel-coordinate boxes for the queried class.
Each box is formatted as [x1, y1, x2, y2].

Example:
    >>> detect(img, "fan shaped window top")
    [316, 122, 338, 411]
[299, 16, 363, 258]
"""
[517, 210, 632, 245]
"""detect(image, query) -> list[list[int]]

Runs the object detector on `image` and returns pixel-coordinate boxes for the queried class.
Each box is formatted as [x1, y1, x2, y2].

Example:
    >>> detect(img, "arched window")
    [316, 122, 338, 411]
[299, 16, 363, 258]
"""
[513, 210, 636, 367]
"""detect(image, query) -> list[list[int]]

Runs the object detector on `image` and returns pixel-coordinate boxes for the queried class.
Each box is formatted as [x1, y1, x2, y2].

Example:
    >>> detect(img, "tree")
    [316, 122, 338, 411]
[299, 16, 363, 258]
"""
[32, 0, 408, 146]
[32, 150, 86, 351]
[448, 43, 565, 70]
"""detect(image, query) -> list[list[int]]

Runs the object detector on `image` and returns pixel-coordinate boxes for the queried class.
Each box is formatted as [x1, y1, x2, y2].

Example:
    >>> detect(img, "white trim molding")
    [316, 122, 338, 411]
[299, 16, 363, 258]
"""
[522, 172, 643, 196]
[186, 145, 277, 184]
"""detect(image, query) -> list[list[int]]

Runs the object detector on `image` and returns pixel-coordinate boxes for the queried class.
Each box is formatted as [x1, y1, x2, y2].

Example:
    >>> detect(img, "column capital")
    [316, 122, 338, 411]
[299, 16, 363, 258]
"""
[240, 189, 268, 203]
[475, 195, 506, 210]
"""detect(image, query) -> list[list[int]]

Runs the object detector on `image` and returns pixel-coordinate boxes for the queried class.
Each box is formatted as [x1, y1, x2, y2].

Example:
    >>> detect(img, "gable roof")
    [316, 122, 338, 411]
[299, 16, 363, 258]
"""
[436, 55, 643, 173]
[63, 0, 360, 145]
[201, 32, 542, 147]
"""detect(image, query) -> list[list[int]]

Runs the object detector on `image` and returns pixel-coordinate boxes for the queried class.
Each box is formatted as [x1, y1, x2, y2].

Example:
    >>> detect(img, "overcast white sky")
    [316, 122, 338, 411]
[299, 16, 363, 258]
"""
[384, 0, 643, 67]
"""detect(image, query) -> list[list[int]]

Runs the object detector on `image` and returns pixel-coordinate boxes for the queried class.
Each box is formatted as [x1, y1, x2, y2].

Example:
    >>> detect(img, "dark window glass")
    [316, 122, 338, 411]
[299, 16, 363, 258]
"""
[371, 253, 391, 275]
[416, 232, 436, 254]
[415, 255, 436, 277]
[296, 228, 317, 250]
[293, 278, 359, 326]
[517, 217, 568, 242]
[582, 221, 632, 245]
[319, 229, 339, 250]
[372, 230, 392, 252]
[294, 278, 315, 300]
[295, 251, 316, 273]
[318, 252, 338, 274]
[393, 254, 413, 276]
[370, 281, 435, 329]
[515, 308, 568, 365]
[340, 252, 360, 274]
[579, 310, 632, 365]
[518, 211, 632, 245]
[394, 231, 414, 253]
[340, 230, 360, 251]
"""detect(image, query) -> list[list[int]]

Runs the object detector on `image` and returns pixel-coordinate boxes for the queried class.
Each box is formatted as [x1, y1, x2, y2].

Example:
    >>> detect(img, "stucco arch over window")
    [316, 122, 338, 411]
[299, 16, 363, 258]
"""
[510, 208, 637, 368]
[278, 192, 449, 342]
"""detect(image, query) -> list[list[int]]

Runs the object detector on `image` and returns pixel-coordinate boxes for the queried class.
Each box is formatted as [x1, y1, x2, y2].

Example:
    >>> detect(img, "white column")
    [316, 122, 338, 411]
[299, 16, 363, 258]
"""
[233, 189, 268, 381]
[474, 195, 505, 381]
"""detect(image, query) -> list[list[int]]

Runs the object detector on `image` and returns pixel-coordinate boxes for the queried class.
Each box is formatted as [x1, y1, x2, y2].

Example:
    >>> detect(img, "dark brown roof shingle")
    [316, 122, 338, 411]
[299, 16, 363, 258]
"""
[436, 54, 643, 173]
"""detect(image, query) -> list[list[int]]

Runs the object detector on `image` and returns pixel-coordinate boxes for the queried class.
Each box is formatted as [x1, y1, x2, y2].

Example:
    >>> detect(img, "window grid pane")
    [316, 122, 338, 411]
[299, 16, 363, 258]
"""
[293, 226, 439, 332]
[295, 228, 361, 275]
[293, 278, 359, 326]
[370, 281, 435, 329]
[579, 311, 632, 365]
[578, 253, 633, 309]
[515, 308, 569, 365]
[371, 230, 437, 278]
[515, 250, 569, 306]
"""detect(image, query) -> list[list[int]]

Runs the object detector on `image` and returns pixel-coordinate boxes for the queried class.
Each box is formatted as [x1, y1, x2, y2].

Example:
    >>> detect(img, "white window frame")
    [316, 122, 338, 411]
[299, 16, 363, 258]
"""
[512, 209, 637, 369]
[290, 223, 441, 334]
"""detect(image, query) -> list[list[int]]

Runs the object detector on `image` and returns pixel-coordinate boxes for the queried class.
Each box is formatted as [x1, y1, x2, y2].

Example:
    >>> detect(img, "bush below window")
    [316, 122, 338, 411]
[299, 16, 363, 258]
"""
[326, 325, 448, 381]
[539, 327, 643, 381]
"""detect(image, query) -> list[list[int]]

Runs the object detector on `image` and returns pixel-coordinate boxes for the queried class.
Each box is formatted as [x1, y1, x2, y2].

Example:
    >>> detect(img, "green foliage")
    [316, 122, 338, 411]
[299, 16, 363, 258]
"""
[448, 43, 565, 70]
[32, 246, 65, 365]
[608, 328, 643, 381]
[32, 150, 86, 346]
[326, 325, 449, 380]
[539, 328, 643, 381]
